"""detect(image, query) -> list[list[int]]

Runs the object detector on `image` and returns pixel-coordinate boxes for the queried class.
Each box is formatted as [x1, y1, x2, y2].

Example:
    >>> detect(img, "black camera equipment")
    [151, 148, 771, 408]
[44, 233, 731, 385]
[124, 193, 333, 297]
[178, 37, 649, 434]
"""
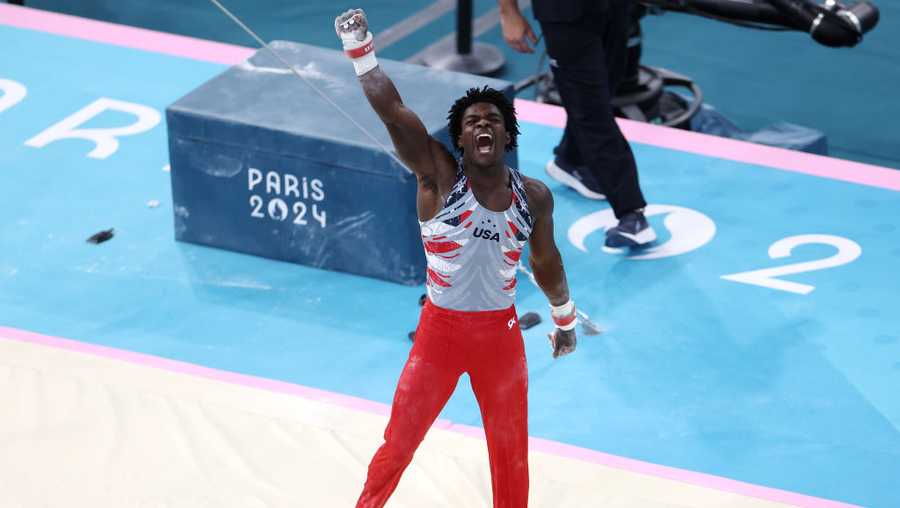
[516, 0, 879, 128]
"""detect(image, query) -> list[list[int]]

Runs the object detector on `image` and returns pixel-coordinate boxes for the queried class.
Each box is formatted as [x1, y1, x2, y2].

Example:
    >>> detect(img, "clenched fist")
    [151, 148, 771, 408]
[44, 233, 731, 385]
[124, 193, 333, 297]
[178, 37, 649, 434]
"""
[335, 8, 369, 42]
[334, 8, 378, 76]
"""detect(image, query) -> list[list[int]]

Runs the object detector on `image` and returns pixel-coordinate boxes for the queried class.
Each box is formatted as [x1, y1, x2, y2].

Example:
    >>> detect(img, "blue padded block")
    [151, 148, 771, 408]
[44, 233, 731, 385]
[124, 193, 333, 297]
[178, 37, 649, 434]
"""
[167, 41, 516, 285]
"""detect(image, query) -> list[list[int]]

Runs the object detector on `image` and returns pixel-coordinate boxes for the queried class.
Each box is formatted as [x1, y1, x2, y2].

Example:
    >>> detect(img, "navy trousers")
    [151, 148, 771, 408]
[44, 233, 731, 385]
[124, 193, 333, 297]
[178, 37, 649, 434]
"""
[539, 0, 647, 218]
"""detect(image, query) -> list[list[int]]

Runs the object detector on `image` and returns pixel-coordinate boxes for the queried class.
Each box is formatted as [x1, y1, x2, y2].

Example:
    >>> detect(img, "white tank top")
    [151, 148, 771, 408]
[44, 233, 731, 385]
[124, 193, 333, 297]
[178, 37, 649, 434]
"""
[420, 163, 534, 311]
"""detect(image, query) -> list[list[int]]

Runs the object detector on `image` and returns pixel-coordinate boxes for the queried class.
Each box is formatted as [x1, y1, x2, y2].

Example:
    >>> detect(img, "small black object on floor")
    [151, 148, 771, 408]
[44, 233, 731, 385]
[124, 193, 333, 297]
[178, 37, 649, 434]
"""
[518, 311, 541, 330]
[87, 228, 115, 244]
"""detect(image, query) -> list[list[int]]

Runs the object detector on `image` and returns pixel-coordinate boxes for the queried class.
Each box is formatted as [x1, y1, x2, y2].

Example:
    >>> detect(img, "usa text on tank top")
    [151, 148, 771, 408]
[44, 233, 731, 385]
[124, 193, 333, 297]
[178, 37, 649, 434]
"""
[420, 163, 534, 311]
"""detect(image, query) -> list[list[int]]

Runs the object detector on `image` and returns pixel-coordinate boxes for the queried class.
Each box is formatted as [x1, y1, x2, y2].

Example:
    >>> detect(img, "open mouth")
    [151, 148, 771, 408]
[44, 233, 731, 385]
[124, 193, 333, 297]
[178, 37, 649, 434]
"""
[475, 133, 493, 154]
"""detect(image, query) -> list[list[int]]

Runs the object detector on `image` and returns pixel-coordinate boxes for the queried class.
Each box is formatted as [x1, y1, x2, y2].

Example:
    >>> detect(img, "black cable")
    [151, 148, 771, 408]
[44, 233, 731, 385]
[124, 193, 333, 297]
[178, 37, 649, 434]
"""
[679, 6, 793, 30]
[533, 33, 546, 100]
[511, 33, 548, 96]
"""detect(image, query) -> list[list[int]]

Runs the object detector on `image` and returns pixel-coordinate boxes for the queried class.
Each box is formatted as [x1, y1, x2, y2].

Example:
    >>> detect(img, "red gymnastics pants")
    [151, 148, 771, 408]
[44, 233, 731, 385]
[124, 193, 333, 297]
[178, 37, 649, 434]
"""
[356, 299, 529, 508]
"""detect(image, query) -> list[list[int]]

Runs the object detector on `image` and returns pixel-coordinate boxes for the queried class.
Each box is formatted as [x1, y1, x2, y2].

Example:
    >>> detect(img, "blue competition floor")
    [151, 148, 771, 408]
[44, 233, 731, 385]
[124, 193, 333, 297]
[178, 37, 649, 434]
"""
[2, 12, 900, 508]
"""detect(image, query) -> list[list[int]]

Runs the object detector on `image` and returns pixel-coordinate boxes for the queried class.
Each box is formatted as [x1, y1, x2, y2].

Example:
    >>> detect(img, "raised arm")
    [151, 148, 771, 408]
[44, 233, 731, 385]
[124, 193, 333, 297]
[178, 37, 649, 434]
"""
[335, 9, 454, 187]
[524, 177, 577, 358]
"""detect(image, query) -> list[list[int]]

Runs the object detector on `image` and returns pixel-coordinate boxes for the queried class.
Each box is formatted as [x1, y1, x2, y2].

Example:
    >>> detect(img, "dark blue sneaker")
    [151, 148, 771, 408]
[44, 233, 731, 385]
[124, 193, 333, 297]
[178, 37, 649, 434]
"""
[605, 210, 657, 248]
[545, 158, 606, 200]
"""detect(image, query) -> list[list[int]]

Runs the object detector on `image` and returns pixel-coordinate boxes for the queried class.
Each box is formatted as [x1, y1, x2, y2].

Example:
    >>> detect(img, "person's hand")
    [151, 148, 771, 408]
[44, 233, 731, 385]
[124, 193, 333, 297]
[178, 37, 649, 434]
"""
[548, 327, 576, 358]
[499, 9, 538, 53]
[335, 9, 378, 76]
[334, 8, 369, 43]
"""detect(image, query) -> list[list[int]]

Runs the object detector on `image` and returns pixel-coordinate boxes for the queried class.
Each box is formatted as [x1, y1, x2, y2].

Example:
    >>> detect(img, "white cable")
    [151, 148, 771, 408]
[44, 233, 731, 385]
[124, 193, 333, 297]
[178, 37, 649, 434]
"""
[207, 0, 413, 175]
[515, 261, 602, 335]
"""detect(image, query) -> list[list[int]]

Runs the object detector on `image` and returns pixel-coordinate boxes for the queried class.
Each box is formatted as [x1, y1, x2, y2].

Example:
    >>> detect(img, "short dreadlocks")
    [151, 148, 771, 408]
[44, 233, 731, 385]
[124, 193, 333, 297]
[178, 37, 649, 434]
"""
[447, 86, 519, 154]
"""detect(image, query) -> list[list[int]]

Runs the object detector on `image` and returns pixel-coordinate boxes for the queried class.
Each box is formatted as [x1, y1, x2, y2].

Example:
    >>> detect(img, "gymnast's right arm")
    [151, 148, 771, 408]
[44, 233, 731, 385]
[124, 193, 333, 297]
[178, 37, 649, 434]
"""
[335, 9, 453, 184]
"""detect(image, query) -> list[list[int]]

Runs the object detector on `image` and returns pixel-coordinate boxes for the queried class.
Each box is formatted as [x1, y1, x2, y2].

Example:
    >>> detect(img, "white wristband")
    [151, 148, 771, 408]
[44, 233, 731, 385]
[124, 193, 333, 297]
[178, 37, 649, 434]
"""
[342, 31, 378, 76]
[550, 300, 577, 331]
[352, 51, 378, 76]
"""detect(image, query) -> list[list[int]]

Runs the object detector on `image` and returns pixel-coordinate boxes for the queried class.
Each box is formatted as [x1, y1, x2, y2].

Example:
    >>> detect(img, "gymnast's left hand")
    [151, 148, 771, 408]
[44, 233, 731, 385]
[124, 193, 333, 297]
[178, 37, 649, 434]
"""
[549, 327, 576, 359]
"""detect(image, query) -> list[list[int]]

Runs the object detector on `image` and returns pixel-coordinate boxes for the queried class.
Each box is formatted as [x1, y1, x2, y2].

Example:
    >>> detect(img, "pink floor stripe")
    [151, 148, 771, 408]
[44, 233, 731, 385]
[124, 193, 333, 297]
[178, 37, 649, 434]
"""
[0, 325, 392, 417]
[0, 4, 254, 65]
[525, 437, 858, 508]
[515, 99, 900, 192]
[0, 326, 858, 508]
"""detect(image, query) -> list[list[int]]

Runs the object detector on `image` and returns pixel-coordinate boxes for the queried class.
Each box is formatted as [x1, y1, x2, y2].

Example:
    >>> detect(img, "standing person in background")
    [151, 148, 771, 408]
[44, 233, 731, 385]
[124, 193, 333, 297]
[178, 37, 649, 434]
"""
[335, 8, 578, 508]
[498, 0, 657, 248]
